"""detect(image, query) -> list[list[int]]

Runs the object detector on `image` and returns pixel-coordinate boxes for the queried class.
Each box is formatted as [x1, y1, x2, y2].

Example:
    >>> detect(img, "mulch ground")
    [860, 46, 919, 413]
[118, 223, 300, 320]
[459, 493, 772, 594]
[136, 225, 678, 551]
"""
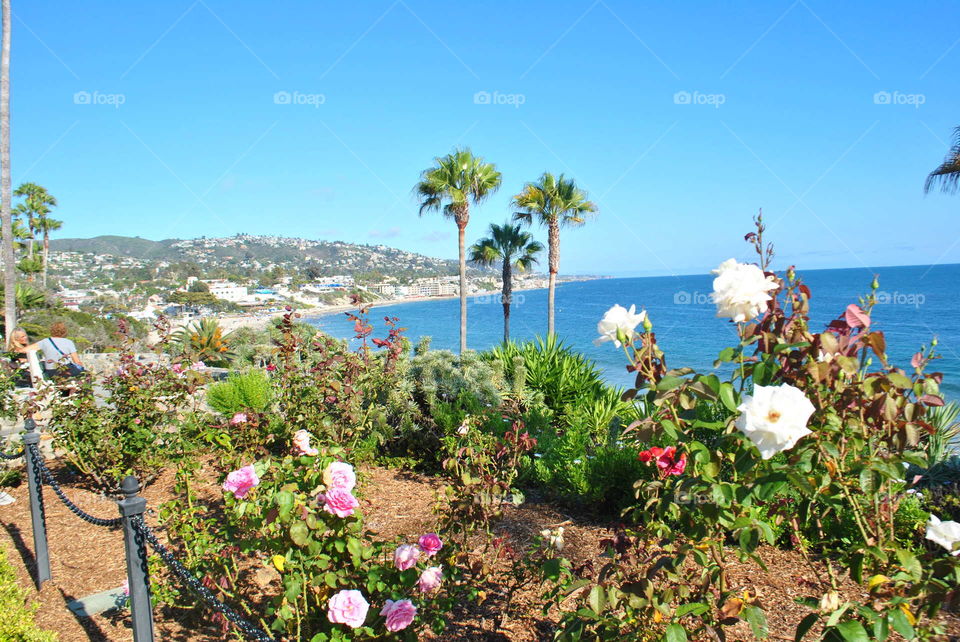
[0, 460, 957, 641]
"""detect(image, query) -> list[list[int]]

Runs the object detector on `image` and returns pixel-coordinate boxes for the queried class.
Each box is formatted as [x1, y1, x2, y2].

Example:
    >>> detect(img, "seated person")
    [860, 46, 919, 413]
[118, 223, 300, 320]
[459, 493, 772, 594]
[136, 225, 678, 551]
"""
[37, 322, 84, 378]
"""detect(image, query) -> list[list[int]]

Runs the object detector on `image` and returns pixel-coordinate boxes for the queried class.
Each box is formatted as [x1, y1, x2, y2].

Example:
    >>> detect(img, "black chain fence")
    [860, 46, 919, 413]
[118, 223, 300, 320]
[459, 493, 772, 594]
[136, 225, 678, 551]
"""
[0, 448, 24, 460]
[27, 443, 123, 528]
[21, 434, 274, 641]
[133, 516, 275, 642]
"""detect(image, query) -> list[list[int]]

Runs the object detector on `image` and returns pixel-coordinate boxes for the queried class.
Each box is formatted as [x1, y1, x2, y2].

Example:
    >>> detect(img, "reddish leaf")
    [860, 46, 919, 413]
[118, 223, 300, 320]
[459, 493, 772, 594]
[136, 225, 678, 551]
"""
[910, 352, 923, 369]
[845, 304, 871, 329]
[919, 394, 944, 406]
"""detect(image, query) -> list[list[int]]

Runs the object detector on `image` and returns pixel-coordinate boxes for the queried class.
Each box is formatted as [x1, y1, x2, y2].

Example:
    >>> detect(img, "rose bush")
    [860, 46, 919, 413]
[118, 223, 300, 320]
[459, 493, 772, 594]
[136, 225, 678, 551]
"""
[539, 213, 960, 641]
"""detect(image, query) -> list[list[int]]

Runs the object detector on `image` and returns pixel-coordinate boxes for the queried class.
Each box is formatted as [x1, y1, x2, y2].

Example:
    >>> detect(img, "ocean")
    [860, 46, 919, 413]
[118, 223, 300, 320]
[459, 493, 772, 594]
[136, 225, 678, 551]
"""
[307, 264, 960, 400]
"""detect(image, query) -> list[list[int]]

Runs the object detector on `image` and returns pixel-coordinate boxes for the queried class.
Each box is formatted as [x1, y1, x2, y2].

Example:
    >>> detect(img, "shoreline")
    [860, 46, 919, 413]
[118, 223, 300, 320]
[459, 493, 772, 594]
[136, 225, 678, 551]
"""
[302, 284, 555, 320]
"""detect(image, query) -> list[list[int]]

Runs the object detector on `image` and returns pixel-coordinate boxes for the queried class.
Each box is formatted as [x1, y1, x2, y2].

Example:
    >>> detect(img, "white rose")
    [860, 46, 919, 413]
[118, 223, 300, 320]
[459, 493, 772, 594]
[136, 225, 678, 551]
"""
[710, 258, 778, 323]
[926, 515, 960, 556]
[540, 527, 564, 551]
[594, 304, 646, 348]
[735, 384, 815, 459]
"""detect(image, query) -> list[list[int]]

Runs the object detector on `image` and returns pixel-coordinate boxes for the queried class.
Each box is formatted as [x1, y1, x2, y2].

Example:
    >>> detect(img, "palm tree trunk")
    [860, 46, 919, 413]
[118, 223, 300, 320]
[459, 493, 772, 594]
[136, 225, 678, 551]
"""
[42, 230, 48, 288]
[457, 221, 467, 353]
[501, 259, 512, 343]
[0, 0, 13, 347]
[547, 221, 559, 336]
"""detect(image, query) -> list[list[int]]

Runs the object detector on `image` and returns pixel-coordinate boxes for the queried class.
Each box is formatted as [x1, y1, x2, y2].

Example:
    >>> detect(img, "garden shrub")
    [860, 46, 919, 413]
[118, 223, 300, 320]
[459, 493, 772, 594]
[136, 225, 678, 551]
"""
[0, 545, 58, 641]
[535, 216, 960, 641]
[206, 369, 273, 416]
[41, 320, 205, 490]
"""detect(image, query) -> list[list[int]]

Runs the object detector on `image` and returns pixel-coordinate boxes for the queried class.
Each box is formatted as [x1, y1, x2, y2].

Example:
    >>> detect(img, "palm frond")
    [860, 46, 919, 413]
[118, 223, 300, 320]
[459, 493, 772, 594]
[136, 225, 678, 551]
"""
[925, 126, 960, 194]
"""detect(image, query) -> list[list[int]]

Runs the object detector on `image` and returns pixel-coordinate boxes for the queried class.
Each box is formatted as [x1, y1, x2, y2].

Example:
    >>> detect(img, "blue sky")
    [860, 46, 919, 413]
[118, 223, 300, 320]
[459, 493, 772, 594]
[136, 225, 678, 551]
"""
[11, 1, 960, 276]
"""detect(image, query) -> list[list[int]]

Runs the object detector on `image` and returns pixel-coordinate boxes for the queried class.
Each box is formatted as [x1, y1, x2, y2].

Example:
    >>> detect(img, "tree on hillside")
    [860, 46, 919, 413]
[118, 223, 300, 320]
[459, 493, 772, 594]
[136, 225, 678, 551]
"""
[38, 211, 61, 288]
[512, 172, 596, 337]
[13, 182, 56, 260]
[0, 0, 13, 345]
[925, 125, 960, 195]
[469, 222, 542, 343]
[415, 148, 502, 353]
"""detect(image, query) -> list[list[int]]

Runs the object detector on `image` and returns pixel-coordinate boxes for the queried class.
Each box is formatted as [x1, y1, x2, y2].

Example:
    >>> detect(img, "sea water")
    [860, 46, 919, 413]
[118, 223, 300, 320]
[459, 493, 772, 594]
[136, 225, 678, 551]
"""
[308, 264, 960, 400]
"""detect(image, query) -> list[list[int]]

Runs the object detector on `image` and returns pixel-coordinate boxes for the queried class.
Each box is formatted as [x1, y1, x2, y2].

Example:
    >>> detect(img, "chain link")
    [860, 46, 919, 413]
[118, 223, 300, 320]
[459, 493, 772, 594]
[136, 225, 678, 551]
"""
[0, 447, 24, 460]
[27, 444, 123, 528]
[133, 516, 275, 642]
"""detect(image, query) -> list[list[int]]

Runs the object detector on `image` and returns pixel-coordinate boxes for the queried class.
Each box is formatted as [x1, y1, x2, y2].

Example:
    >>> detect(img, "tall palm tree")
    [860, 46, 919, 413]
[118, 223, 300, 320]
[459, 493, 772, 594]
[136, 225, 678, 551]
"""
[469, 222, 543, 343]
[0, 0, 12, 346]
[925, 126, 960, 195]
[415, 148, 501, 353]
[13, 182, 57, 260]
[38, 215, 61, 288]
[512, 172, 596, 336]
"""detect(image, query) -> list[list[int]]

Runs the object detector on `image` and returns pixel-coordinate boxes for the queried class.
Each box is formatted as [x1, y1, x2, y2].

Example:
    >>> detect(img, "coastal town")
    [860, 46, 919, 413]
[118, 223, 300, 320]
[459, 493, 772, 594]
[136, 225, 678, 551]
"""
[44, 234, 585, 329]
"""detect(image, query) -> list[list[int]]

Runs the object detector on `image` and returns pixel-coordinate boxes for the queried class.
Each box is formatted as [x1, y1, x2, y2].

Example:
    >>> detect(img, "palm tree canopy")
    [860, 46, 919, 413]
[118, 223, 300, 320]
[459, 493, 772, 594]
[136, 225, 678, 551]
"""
[512, 172, 597, 227]
[469, 222, 543, 271]
[13, 182, 56, 222]
[414, 148, 502, 225]
[925, 126, 960, 195]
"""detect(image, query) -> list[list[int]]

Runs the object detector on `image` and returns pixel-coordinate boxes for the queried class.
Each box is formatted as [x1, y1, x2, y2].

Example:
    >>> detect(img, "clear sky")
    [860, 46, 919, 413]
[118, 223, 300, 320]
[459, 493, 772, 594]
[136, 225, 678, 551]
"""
[10, 1, 960, 277]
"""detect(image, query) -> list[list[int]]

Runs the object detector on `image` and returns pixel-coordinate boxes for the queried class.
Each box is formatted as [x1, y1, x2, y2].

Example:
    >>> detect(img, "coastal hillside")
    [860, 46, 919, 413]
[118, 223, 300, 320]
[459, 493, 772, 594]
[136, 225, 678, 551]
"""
[50, 234, 492, 280]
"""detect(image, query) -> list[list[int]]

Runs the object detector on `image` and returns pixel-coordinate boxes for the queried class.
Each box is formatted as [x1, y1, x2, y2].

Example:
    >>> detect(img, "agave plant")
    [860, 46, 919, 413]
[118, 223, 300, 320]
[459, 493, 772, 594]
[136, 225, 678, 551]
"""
[172, 318, 235, 367]
[926, 401, 960, 465]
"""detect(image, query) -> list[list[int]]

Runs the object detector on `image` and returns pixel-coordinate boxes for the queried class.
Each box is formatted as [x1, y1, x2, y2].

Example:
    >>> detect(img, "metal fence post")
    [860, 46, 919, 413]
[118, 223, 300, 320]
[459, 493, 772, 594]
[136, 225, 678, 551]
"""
[118, 475, 155, 642]
[21, 418, 51, 585]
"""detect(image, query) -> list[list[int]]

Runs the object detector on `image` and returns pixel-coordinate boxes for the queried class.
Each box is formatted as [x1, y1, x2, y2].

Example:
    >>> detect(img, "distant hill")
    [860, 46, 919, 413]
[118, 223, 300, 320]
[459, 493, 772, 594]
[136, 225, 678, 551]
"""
[50, 235, 177, 259]
[49, 234, 487, 279]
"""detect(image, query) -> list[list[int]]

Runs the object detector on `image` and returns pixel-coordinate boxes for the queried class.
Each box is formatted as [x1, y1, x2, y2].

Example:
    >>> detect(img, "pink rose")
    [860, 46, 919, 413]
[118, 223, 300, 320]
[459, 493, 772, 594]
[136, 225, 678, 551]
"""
[418, 566, 443, 594]
[380, 599, 416, 632]
[323, 488, 359, 518]
[171, 363, 184, 374]
[394, 544, 420, 571]
[417, 533, 443, 558]
[222, 465, 259, 499]
[230, 412, 248, 426]
[292, 429, 319, 456]
[327, 589, 369, 629]
[323, 461, 356, 491]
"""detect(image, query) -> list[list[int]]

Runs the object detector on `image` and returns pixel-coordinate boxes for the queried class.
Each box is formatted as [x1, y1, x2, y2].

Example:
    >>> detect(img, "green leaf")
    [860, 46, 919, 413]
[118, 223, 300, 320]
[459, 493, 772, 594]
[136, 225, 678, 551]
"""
[752, 362, 768, 386]
[587, 585, 606, 614]
[719, 383, 738, 412]
[889, 608, 915, 639]
[887, 373, 913, 389]
[656, 376, 686, 392]
[289, 522, 309, 547]
[346, 537, 363, 561]
[835, 620, 870, 642]
[743, 605, 768, 639]
[717, 347, 736, 363]
[664, 623, 688, 642]
[795, 613, 819, 642]
[895, 548, 922, 580]
[542, 558, 561, 581]
[873, 613, 889, 641]
[275, 490, 295, 519]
